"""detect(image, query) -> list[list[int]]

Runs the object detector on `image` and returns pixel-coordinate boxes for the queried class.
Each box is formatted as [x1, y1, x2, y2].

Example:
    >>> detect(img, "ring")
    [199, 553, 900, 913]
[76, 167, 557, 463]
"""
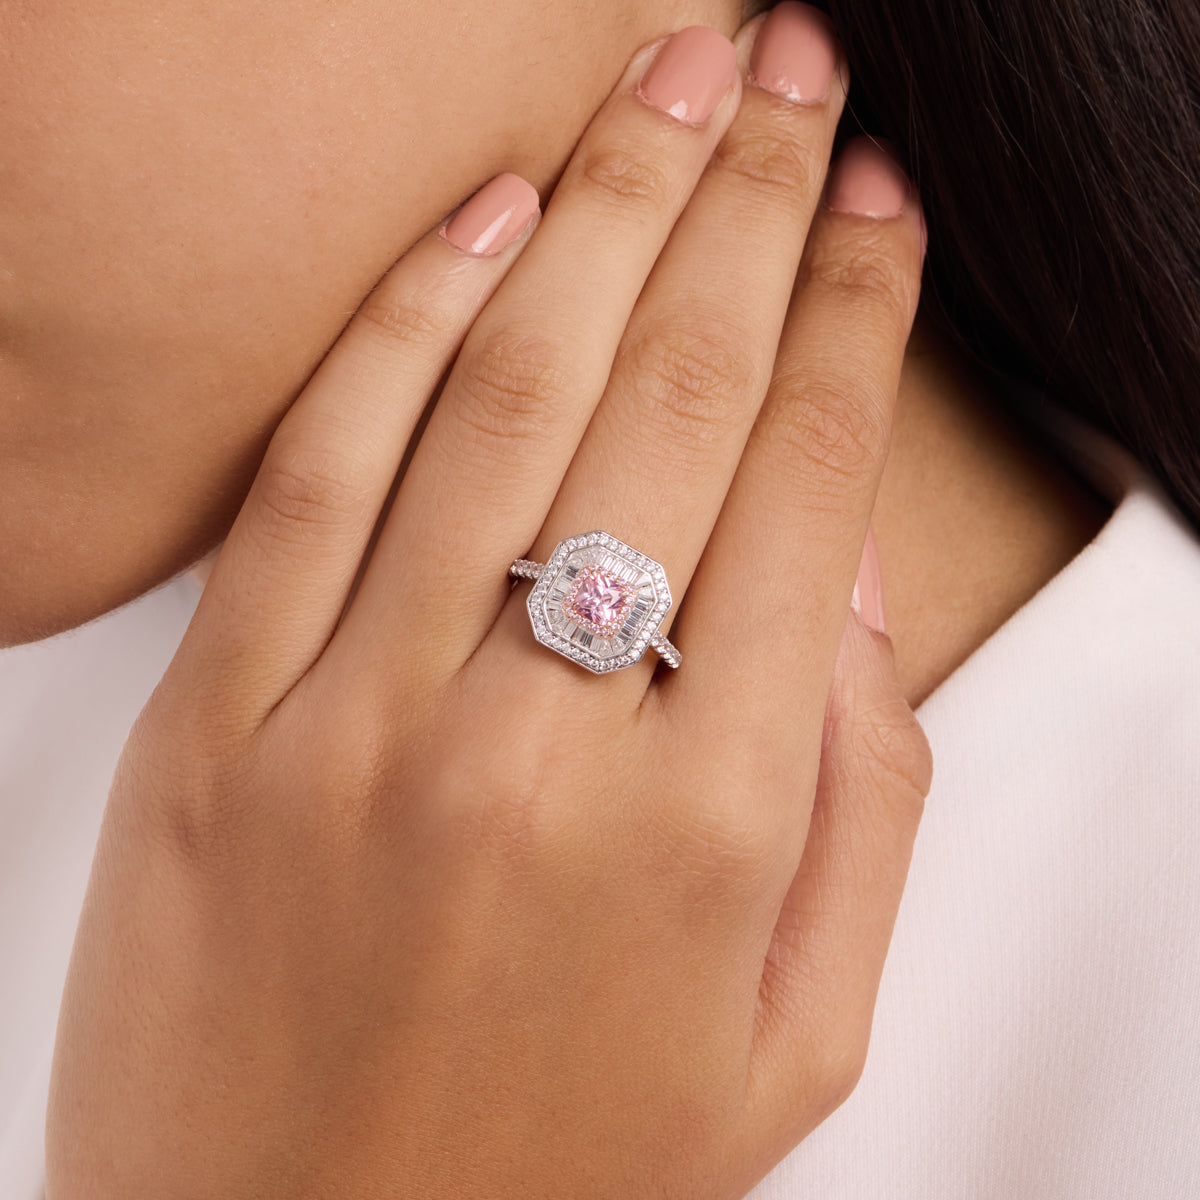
[509, 530, 681, 673]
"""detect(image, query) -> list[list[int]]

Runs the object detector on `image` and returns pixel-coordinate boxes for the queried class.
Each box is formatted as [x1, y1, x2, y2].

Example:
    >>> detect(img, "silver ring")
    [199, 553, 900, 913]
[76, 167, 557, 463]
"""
[509, 530, 681, 673]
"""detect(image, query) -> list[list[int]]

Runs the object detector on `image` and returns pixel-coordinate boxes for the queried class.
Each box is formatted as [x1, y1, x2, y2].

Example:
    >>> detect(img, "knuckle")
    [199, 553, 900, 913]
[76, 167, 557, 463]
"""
[801, 246, 915, 331]
[466, 779, 554, 864]
[160, 786, 249, 870]
[711, 122, 823, 199]
[813, 1027, 870, 1114]
[773, 375, 890, 486]
[630, 315, 756, 443]
[853, 701, 934, 815]
[253, 443, 370, 544]
[646, 771, 779, 907]
[452, 325, 570, 449]
[355, 286, 449, 353]
[427, 710, 570, 866]
[669, 809, 776, 886]
[114, 712, 256, 871]
[576, 139, 675, 211]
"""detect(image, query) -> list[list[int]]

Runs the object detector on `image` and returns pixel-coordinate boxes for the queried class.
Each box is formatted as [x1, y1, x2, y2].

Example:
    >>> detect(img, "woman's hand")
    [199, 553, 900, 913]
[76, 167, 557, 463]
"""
[46, 5, 931, 1197]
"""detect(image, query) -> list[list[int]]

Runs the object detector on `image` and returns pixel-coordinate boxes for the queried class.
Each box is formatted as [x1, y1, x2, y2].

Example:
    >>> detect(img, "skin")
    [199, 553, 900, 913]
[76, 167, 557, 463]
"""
[882, 316, 1112, 708]
[0, 0, 1111, 675]
[45, 14, 940, 1192]
[7, 0, 1111, 1191]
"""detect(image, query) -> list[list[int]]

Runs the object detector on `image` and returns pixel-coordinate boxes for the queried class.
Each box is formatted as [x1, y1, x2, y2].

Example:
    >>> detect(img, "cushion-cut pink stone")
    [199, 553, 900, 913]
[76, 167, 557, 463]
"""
[563, 566, 635, 635]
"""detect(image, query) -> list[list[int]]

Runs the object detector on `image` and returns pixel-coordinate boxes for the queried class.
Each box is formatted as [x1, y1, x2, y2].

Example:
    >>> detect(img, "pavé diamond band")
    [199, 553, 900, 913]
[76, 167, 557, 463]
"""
[509, 530, 681, 674]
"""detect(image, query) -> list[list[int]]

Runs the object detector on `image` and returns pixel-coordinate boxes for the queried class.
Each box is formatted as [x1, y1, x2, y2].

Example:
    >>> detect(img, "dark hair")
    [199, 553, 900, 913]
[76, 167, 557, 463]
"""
[744, 0, 1200, 529]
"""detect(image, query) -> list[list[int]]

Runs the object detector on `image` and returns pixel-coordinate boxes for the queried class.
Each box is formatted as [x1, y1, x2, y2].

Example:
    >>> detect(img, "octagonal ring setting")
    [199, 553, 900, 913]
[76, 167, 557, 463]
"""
[509, 531, 681, 673]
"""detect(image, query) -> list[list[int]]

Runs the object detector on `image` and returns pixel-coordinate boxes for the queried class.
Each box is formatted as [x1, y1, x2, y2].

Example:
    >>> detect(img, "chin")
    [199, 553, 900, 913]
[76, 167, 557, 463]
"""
[0, 492, 221, 650]
[0, 560, 177, 651]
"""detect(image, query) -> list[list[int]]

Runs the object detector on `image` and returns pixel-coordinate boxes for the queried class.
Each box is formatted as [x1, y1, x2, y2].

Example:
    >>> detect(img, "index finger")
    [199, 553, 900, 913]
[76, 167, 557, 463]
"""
[173, 172, 540, 719]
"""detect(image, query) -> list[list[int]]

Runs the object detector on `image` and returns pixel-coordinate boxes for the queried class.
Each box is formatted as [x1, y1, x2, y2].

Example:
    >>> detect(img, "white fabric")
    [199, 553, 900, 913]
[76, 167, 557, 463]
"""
[2, 402, 1198, 1198]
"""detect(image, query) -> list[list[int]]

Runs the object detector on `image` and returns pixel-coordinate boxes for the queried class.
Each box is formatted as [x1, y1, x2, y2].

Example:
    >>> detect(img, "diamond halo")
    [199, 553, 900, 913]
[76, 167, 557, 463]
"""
[510, 531, 679, 674]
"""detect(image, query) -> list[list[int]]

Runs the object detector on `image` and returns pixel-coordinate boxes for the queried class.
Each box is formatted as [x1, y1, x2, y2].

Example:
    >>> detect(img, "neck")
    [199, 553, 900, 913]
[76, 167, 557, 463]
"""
[875, 312, 1114, 709]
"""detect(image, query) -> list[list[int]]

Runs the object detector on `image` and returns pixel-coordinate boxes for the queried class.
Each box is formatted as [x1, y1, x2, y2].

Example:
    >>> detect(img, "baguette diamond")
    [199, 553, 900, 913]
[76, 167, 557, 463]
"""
[508, 530, 680, 673]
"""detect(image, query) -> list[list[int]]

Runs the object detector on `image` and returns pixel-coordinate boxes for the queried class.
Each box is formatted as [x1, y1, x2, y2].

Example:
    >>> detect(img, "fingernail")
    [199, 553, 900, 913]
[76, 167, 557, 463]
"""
[439, 172, 541, 256]
[747, 1, 839, 105]
[636, 26, 739, 127]
[850, 523, 886, 633]
[824, 136, 910, 218]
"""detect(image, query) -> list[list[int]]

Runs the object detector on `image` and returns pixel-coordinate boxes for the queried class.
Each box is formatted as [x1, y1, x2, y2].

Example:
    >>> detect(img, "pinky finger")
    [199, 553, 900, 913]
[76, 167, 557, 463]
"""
[745, 607, 933, 1159]
[172, 173, 541, 725]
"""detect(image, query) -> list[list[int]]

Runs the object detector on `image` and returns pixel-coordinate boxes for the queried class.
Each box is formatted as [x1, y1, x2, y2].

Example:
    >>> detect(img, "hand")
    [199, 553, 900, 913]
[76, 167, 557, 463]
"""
[46, 6, 931, 1197]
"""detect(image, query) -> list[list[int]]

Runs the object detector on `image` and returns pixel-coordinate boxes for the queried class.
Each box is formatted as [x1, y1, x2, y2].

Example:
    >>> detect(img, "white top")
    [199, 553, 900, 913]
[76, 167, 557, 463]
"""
[2, 401, 1198, 1198]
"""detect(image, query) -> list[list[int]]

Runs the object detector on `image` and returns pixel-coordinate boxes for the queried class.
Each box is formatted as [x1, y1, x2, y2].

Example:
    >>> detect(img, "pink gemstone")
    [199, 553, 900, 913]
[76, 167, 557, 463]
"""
[564, 567, 635, 635]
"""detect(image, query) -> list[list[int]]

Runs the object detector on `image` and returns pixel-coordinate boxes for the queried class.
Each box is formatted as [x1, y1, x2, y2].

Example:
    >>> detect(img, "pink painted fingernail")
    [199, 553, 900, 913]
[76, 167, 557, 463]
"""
[850, 523, 886, 633]
[439, 172, 541, 256]
[748, 1, 839, 105]
[824, 136, 910, 218]
[636, 26, 739, 127]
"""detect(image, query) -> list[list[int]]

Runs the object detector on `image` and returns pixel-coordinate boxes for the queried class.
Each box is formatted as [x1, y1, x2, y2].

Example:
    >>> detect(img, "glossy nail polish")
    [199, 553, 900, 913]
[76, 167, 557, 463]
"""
[636, 26, 739, 126]
[825, 136, 910, 218]
[439, 172, 541, 256]
[850, 523, 886, 633]
[748, 1, 838, 105]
